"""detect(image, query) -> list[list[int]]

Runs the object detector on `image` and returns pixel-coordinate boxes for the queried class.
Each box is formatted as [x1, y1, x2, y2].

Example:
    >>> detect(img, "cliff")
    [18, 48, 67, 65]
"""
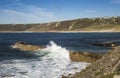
[0, 16, 120, 32]
[65, 46, 120, 78]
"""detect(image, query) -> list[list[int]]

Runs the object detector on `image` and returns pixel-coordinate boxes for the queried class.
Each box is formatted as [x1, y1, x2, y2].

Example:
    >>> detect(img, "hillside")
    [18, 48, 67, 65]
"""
[0, 16, 120, 32]
[64, 46, 120, 78]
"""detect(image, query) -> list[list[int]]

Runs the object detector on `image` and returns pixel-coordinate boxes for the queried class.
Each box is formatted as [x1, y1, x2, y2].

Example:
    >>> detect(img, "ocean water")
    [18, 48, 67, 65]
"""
[0, 32, 120, 78]
[0, 41, 88, 78]
[1, 32, 120, 52]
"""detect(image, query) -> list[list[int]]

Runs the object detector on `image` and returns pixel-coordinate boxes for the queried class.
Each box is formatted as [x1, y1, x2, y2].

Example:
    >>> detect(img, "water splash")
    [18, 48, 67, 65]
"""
[0, 41, 89, 78]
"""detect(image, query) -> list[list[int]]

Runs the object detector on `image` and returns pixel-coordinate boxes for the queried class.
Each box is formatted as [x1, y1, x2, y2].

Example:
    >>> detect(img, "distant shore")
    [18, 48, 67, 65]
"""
[0, 30, 120, 33]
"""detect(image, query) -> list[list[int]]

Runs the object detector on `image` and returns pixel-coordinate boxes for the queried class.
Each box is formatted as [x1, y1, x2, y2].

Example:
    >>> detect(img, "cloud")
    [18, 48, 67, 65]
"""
[26, 5, 55, 18]
[0, 5, 57, 24]
[2, 9, 37, 18]
[111, 0, 120, 4]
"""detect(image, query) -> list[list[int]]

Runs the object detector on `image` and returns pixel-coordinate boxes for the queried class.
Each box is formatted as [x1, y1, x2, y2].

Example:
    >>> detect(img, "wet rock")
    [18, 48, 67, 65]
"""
[11, 41, 45, 51]
[11, 42, 102, 63]
[69, 52, 102, 63]
[92, 42, 117, 48]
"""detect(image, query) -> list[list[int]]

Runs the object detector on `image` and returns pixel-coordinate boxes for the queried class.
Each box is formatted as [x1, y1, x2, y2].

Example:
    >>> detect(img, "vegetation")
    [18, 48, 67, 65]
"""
[0, 16, 120, 32]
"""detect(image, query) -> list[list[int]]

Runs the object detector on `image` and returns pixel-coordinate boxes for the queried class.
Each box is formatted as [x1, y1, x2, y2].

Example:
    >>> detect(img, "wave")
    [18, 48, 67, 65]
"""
[0, 41, 89, 78]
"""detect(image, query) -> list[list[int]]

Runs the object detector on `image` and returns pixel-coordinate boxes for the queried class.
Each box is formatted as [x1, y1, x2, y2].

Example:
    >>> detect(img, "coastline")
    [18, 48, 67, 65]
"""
[0, 30, 120, 33]
[0, 31, 120, 78]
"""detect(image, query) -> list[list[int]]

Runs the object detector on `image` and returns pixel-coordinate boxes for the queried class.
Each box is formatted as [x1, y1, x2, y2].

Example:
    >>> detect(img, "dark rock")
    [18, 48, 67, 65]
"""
[92, 42, 117, 48]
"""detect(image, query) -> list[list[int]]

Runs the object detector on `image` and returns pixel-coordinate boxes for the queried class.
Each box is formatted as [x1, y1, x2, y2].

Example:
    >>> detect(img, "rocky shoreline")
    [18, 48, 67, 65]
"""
[11, 41, 120, 78]
[63, 47, 120, 78]
[11, 41, 102, 63]
[69, 52, 102, 63]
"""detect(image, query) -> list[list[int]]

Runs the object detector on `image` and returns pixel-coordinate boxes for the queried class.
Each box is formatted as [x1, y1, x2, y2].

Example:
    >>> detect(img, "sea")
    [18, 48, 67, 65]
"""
[0, 32, 120, 78]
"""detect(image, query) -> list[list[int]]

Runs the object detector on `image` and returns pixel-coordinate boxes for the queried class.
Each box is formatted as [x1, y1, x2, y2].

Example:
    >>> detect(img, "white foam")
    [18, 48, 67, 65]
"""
[11, 45, 18, 48]
[0, 41, 89, 78]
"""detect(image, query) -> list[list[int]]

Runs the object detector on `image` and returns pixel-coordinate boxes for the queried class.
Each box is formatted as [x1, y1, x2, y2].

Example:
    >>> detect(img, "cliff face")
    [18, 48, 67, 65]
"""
[0, 16, 120, 32]
[67, 46, 120, 78]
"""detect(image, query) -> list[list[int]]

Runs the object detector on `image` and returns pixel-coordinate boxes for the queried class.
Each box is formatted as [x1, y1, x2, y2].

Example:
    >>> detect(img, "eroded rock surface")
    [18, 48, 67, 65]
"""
[67, 46, 120, 78]
[70, 52, 102, 63]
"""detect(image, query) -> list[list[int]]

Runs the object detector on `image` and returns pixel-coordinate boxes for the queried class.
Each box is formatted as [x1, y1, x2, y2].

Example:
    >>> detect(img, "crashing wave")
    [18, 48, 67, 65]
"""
[0, 41, 89, 78]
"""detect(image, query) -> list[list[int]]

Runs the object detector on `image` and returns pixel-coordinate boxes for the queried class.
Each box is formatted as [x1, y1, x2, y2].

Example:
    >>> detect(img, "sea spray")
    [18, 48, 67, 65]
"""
[41, 41, 70, 67]
[0, 41, 89, 78]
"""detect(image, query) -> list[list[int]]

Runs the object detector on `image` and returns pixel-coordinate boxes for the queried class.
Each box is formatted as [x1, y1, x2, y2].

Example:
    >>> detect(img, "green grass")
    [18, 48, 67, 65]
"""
[94, 71, 101, 76]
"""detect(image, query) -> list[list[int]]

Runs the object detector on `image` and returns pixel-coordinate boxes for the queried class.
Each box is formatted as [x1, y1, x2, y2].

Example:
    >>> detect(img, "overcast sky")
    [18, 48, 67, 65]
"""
[0, 0, 120, 24]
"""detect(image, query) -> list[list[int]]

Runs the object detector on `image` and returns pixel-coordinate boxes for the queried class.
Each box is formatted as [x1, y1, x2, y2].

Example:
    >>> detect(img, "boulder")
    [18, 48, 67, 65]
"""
[69, 52, 102, 63]
[11, 41, 45, 51]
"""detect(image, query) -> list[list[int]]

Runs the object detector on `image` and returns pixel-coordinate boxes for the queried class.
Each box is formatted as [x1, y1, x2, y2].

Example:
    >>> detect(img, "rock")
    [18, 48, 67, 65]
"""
[11, 41, 45, 51]
[69, 52, 102, 63]
[92, 42, 117, 48]
[68, 46, 120, 78]
[114, 75, 120, 78]
[11, 41, 103, 63]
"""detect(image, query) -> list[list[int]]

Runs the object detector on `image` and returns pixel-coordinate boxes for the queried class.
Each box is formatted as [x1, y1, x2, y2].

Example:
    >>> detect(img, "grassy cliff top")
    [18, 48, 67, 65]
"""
[0, 16, 120, 32]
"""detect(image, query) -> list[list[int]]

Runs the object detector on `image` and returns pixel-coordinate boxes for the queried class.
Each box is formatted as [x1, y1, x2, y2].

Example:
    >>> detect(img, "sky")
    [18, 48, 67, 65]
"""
[0, 0, 120, 24]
